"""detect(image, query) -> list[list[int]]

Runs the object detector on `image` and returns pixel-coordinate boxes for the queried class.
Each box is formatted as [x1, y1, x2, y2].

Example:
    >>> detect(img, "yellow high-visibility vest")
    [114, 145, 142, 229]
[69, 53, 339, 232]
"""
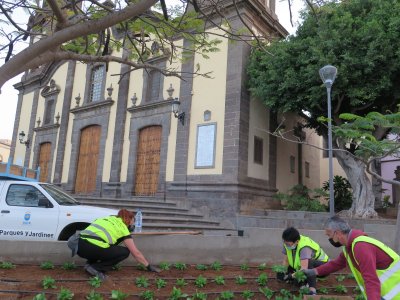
[343, 235, 400, 300]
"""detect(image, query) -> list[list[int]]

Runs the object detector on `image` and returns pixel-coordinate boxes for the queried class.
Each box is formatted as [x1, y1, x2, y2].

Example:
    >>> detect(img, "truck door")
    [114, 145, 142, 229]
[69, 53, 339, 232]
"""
[0, 183, 59, 241]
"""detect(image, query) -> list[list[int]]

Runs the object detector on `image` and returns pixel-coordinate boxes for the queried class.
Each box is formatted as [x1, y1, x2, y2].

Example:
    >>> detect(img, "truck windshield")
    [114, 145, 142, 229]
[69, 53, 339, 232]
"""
[40, 184, 79, 205]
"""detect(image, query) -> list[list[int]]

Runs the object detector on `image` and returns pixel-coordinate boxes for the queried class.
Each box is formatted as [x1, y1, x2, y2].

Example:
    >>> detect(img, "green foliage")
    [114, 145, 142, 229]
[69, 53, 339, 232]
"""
[174, 262, 187, 270]
[0, 261, 15, 269]
[299, 286, 310, 295]
[57, 287, 74, 300]
[40, 261, 54, 270]
[235, 275, 247, 285]
[112, 264, 122, 271]
[240, 263, 250, 271]
[241, 290, 254, 299]
[334, 284, 348, 294]
[353, 285, 362, 293]
[175, 278, 187, 287]
[140, 290, 154, 300]
[42, 276, 57, 289]
[293, 271, 307, 283]
[218, 291, 234, 300]
[258, 263, 267, 270]
[135, 276, 150, 288]
[214, 275, 225, 285]
[256, 273, 268, 286]
[159, 262, 171, 270]
[271, 264, 287, 273]
[168, 287, 188, 299]
[195, 264, 208, 270]
[192, 291, 207, 300]
[137, 264, 147, 271]
[194, 275, 207, 288]
[274, 185, 328, 212]
[86, 290, 103, 300]
[258, 287, 274, 299]
[279, 288, 292, 298]
[355, 293, 366, 300]
[88, 276, 102, 288]
[210, 261, 222, 271]
[335, 274, 346, 282]
[318, 287, 329, 294]
[155, 278, 167, 289]
[61, 262, 77, 270]
[110, 290, 128, 300]
[33, 293, 47, 300]
[323, 176, 353, 212]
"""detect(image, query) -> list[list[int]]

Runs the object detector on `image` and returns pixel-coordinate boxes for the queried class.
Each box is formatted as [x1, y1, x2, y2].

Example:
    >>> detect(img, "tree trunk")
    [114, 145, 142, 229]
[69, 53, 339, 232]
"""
[334, 150, 378, 218]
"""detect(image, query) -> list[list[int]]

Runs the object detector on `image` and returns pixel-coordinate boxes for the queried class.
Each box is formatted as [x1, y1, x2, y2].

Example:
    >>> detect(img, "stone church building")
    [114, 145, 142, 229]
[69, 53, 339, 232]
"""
[9, 0, 324, 223]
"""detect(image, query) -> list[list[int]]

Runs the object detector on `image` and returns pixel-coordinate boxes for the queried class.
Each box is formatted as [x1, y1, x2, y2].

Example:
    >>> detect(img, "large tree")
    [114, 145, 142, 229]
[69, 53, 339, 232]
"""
[0, 0, 275, 92]
[247, 0, 400, 218]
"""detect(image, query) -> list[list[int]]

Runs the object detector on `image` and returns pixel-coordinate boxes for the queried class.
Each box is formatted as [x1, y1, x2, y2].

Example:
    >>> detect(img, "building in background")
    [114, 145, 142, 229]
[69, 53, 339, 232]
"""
[0, 139, 11, 163]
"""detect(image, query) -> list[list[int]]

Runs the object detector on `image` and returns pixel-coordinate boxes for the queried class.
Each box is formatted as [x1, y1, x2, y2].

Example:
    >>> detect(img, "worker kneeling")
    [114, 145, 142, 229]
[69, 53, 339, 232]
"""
[77, 209, 159, 280]
[279, 227, 329, 295]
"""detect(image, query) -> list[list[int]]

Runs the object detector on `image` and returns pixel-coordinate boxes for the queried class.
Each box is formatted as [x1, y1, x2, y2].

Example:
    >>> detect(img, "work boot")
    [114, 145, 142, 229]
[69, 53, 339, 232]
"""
[85, 264, 106, 281]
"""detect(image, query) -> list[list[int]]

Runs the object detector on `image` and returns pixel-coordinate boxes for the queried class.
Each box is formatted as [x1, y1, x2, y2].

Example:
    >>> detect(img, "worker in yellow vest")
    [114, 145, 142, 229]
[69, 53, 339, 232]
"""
[303, 216, 400, 300]
[280, 227, 329, 295]
[77, 209, 159, 280]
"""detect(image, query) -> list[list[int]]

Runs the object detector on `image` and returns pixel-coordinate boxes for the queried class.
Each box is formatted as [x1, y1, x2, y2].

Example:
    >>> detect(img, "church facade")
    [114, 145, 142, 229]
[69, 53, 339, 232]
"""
[10, 0, 324, 222]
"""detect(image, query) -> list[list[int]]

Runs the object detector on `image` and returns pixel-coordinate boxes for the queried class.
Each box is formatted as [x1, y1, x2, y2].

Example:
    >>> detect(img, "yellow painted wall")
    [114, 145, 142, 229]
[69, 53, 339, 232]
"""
[0, 141, 10, 163]
[247, 98, 269, 180]
[187, 29, 228, 175]
[14, 92, 34, 166]
[318, 137, 347, 186]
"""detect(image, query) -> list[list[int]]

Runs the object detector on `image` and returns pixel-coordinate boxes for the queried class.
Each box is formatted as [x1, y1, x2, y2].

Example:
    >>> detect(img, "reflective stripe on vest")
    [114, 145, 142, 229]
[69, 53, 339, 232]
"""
[284, 235, 329, 270]
[343, 235, 400, 300]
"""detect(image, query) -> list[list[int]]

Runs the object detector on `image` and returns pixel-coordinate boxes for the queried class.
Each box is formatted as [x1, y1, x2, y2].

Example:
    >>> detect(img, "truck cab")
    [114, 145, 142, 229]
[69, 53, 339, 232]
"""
[0, 162, 117, 241]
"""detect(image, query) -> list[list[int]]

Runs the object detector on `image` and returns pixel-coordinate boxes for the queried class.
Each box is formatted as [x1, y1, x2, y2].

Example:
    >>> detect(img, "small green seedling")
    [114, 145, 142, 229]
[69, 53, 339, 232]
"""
[353, 286, 362, 293]
[219, 291, 234, 300]
[175, 278, 187, 287]
[88, 276, 102, 288]
[194, 275, 207, 288]
[210, 261, 222, 271]
[140, 290, 154, 300]
[33, 293, 47, 300]
[57, 287, 74, 300]
[169, 287, 188, 300]
[158, 262, 171, 270]
[192, 291, 207, 300]
[110, 290, 128, 300]
[195, 264, 208, 270]
[354, 293, 366, 300]
[293, 271, 307, 282]
[258, 263, 267, 270]
[155, 278, 167, 289]
[40, 261, 54, 270]
[279, 288, 292, 298]
[299, 286, 310, 295]
[240, 263, 250, 271]
[271, 264, 287, 273]
[318, 287, 329, 294]
[334, 284, 348, 294]
[235, 275, 247, 285]
[112, 264, 122, 271]
[42, 276, 57, 290]
[42, 276, 57, 289]
[61, 262, 77, 270]
[137, 264, 147, 271]
[174, 262, 187, 270]
[0, 261, 15, 269]
[259, 287, 274, 299]
[135, 276, 149, 288]
[256, 273, 268, 286]
[336, 274, 346, 282]
[86, 290, 103, 300]
[214, 275, 225, 285]
[347, 273, 355, 279]
[242, 290, 254, 299]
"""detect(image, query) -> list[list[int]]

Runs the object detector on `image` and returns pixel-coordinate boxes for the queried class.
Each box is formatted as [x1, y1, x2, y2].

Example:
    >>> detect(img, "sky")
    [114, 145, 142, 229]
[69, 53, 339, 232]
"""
[0, 0, 303, 140]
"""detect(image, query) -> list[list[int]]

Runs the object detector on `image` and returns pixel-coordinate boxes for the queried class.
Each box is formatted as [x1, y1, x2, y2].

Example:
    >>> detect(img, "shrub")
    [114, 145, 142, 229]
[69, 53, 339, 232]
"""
[57, 287, 74, 300]
[86, 290, 103, 300]
[61, 262, 77, 270]
[42, 276, 57, 289]
[174, 262, 187, 270]
[139, 290, 154, 300]
[259, 287, 274, 299]
[210, 261, 222, 271]
[0, 261, 15, 269]
[214, 275, 225, 285]
[88, 276, 102, 288]
[256, 273, 268, 286]
[155, 278, 166, 289]
[194, 275, 207, 288]
[195, 264, 208, 270]
[323, 175, 353, 212]
[40, 261, 54, 270]
[158, 262, 171, 270]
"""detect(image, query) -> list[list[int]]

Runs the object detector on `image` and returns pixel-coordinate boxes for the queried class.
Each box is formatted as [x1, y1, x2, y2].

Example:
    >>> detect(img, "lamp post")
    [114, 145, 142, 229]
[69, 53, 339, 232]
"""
[319, 65, 337, 216]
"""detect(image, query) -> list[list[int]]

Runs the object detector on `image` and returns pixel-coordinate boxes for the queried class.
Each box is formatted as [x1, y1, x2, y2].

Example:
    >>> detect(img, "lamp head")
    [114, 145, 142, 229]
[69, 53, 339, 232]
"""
[172, 98, 180, 116]
[319, 65, 337, 87]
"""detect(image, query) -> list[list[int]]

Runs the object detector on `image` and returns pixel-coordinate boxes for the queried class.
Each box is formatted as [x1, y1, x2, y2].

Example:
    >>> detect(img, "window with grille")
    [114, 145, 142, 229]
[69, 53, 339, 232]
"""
[44, 99, 54, 125]
[146, 70, 161, 102]
[89, 65, 105, 102]
[254, 136, 263, 165]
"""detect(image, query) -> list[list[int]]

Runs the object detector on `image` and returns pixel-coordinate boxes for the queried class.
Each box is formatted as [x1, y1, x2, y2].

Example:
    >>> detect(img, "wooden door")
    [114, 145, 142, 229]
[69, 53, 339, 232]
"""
[75, 125, 101, 194]
[134, 126, 162, 196]
[38, 142, 51, 182]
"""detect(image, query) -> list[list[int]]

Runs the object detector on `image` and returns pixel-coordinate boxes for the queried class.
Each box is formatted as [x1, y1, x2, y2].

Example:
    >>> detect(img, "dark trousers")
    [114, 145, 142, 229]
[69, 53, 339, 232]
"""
[288, 259, 326, 288]
[77, 238, 130, 272]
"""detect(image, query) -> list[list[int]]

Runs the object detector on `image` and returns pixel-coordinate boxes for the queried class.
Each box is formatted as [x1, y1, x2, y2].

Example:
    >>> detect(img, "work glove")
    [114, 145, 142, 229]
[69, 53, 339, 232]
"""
[277, 272, 292, 282]
[302, 268, 316, 277]
[146, 264, 161, 273]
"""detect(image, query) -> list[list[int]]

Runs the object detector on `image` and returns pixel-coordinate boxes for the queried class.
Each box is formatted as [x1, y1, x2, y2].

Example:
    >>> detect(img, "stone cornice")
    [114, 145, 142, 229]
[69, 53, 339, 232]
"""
[33, 123, 60, 132]
[70, 99, 114, 114]
[127, 98, 174, 113]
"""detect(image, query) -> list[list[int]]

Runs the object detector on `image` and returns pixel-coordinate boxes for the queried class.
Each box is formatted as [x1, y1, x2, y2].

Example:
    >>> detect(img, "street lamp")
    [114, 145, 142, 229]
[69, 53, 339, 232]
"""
[319, 65, 337, 216]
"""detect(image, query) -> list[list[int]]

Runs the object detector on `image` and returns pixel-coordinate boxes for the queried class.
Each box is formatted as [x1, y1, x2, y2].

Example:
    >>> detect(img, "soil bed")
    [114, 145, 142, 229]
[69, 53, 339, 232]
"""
[0, 263, 358, 299]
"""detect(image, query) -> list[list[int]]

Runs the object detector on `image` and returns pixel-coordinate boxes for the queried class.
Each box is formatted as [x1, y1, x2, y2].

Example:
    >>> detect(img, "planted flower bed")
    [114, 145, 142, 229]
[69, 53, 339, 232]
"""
[0, 261, 361, 299]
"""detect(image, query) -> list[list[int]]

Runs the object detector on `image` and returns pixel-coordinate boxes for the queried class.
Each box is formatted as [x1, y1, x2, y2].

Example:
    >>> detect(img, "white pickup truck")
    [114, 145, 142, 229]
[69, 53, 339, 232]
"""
[0, 163, 117, 241]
